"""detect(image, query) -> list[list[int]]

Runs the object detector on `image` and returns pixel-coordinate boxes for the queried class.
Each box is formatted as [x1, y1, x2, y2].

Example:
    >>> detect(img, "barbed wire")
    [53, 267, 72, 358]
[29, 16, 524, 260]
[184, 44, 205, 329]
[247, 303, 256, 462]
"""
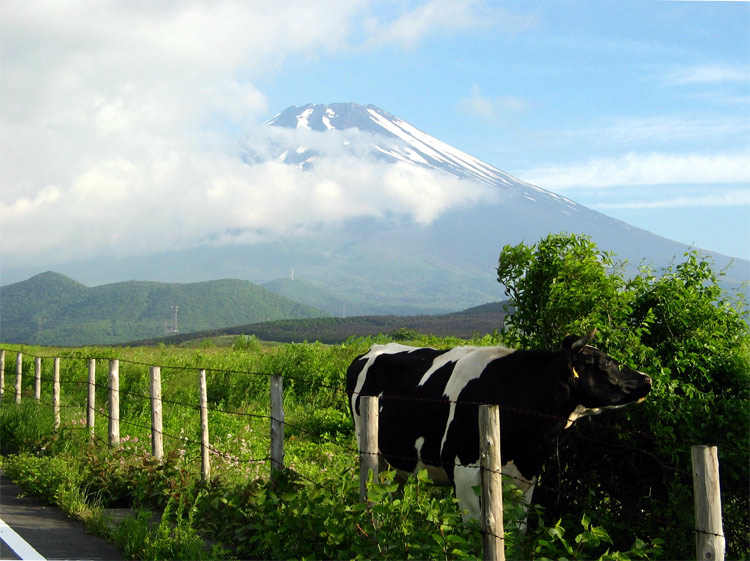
[20, 361, 750, 456]
[7, 354, 750, 460]
[32, 396, 725, 544]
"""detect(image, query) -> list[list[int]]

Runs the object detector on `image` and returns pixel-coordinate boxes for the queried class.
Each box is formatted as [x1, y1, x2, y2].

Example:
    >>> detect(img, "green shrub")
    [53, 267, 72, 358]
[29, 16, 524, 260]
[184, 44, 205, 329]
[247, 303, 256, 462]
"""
[497, 233, 749, 559]
[0, 401, 55, 455]
[231, 334, 262, 352]
[2, 452, 85, 504]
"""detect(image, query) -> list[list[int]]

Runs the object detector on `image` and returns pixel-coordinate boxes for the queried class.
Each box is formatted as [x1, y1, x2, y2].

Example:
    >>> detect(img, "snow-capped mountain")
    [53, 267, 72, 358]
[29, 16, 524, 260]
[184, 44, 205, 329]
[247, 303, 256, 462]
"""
[26, 102, 745, 316]
[257, 103, 745, 308]
[266, 103, 576, 210]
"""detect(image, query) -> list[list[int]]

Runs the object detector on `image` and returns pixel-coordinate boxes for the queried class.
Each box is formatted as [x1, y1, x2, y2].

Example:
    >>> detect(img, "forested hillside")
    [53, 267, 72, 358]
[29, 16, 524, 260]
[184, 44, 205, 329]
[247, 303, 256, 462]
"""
[128, 302, 509, 346]
[0, 272, 326, 346]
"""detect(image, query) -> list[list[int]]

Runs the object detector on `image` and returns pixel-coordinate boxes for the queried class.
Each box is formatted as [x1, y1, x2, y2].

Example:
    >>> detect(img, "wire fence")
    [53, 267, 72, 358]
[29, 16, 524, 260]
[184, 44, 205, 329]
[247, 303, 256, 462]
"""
[0, 347, 741, 560]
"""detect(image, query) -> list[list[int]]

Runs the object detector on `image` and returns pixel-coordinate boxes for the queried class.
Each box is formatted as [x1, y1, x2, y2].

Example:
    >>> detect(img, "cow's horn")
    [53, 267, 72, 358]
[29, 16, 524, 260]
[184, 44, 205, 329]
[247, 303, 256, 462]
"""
[571, 328, 597, 352]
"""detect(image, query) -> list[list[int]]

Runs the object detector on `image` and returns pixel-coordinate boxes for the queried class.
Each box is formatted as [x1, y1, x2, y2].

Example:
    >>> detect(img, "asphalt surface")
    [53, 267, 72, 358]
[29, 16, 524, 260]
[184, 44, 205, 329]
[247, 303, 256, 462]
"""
[0, 470, 123, 560]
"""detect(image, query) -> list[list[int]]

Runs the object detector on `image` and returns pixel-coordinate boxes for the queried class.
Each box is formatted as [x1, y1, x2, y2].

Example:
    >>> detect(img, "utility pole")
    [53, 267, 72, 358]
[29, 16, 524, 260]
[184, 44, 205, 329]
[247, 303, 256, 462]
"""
[170, 305, 179, 333]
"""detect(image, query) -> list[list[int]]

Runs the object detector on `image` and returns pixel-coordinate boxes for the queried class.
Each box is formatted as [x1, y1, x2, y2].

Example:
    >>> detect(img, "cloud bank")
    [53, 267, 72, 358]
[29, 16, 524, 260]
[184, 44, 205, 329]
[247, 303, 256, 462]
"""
[521, 151, 750, 190]
[0, 1, 496, 269]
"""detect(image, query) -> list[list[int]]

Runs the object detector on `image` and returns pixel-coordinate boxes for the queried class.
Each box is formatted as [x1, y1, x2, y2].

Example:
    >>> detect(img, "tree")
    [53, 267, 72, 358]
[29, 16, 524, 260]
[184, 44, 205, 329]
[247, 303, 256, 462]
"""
[496, 233, 749, 559]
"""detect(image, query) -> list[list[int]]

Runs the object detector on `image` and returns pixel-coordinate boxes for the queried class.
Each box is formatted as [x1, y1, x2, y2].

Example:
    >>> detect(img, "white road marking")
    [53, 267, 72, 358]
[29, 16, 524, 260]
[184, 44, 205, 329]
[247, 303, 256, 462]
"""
[0, 516, 46, 560]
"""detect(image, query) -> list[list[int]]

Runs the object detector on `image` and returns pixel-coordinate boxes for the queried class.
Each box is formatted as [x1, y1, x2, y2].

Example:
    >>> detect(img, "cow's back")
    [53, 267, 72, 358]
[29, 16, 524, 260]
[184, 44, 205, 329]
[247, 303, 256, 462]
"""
[346, 343, 448, 416]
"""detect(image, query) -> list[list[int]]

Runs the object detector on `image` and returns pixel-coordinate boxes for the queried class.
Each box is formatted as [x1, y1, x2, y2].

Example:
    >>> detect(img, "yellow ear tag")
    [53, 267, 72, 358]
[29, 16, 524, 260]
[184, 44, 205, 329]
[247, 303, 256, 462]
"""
[572, 367, 580, 379]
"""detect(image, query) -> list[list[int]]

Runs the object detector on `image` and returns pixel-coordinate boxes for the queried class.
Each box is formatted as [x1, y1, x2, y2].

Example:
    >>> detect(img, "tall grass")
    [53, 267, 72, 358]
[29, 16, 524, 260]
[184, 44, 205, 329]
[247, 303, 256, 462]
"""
[0, 337, 664, 560]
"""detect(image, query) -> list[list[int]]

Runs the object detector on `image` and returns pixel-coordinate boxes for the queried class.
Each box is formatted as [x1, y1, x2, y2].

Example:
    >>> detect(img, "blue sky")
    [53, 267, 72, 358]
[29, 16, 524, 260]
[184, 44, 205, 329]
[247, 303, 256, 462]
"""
[265, 1, 749, 258]
[1, 0, 748, 278]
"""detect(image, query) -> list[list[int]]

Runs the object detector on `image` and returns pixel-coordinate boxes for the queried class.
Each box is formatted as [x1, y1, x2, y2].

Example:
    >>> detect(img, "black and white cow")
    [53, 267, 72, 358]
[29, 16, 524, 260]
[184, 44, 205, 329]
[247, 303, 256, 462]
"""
[346, 330, 651, 520]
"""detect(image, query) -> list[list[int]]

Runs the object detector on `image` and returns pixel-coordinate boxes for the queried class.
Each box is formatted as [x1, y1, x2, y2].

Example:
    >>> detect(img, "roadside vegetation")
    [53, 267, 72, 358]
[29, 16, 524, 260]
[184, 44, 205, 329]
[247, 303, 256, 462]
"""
[1, 234, 747, 559]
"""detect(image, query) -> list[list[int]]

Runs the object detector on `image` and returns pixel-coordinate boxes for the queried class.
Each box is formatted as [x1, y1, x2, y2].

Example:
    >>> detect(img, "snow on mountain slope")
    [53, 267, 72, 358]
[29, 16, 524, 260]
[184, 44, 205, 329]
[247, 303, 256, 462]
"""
[266, 102, 576, 210]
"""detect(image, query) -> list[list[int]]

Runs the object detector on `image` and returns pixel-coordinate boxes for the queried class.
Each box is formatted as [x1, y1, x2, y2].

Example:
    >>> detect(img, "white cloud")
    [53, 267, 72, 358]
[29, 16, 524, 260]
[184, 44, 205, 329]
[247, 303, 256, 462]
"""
[521, 151, 750, 190]
[593, 189, 750, 210]
[0, 125, 495, 266]
[591, 116, 750, 145]
[458, 85, 530, 122]
[361, 0, 533, 49]
[0, 1, 504, 269]
[663, 64, 750, 86]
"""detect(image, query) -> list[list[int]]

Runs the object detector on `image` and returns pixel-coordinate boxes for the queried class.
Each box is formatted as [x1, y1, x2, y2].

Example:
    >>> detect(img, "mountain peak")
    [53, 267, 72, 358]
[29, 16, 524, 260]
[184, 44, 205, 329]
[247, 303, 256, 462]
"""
[266, 102, 389, 133]
[265, 102, 560, 199]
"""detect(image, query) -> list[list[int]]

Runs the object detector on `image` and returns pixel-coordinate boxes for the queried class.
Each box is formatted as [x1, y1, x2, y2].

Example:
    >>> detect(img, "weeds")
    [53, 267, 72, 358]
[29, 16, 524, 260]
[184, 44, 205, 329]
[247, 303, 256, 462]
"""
[1, 339, 667, 559]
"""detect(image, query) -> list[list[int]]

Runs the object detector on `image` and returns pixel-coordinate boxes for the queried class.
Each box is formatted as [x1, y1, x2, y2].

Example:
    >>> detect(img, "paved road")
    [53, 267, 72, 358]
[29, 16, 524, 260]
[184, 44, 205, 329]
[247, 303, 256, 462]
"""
[0, 471, 123, 560]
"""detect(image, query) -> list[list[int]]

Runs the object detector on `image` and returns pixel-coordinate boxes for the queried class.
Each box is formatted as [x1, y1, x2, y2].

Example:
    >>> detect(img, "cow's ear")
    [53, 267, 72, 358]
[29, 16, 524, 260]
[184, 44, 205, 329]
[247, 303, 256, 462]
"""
[561, 335, 579, 350]
[563, 329, 597, 353]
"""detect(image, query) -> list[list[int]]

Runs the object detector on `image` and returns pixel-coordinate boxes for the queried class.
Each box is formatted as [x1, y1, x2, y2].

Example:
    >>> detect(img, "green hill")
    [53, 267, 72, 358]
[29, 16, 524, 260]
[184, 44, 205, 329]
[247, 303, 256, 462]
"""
[129, 302, 509, 346]
[0, 272, 327, 346]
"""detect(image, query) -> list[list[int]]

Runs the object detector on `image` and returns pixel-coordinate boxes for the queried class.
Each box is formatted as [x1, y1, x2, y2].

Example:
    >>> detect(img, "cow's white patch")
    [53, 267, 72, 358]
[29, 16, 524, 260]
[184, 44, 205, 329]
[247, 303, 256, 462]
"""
[452, 459, 539, 524]
[501, 462, 535, 493]
[566, 404, 597, 428]
[453, 460, 481, 522]
[439, 346, 515, 454]
[417, 346, 479, 387]
[501, 461, 537, 531]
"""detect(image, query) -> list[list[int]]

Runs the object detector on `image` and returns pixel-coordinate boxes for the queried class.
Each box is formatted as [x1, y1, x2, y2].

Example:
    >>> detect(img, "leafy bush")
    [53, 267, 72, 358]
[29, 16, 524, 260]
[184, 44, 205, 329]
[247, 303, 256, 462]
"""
[0, 401, 54, 455]
[497, 233, 749, 559]
[231, 334, 262, 352]
[524, 512, 663, 561]
[2, 452, 85, 504]
[83, 447, 193, 510]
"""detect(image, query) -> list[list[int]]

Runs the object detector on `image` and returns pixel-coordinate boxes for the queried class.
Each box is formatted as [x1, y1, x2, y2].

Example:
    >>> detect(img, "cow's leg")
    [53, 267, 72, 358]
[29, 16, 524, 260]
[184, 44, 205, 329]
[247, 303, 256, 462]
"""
[501, 462, 537, 533]
[453, 462, 481, 522]
[517, 481, 535, 532]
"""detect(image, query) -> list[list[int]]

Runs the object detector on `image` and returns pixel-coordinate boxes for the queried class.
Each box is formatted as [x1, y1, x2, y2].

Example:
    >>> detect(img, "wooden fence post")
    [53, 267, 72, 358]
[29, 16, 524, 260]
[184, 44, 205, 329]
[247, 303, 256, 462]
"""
[150, 366, 163, 461]
[52, 358, 60, 431]
[479, 404, 505, 561]
[15, 352, 22, 404]
[270, 374, 284, 477]
[108, 359, 120, 447]
[359, 395, 380, 502]
[692, 445, 725, 561]
[0, 349, 5, 402]
[199, 369, 210, 481]
[87, 359, 96, 439]
[34, 357, 42, 401]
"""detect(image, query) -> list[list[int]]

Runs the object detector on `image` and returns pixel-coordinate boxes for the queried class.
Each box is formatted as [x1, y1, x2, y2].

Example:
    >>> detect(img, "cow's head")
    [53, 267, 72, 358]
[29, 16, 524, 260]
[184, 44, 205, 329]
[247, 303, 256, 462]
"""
[562, 330, 652, 414]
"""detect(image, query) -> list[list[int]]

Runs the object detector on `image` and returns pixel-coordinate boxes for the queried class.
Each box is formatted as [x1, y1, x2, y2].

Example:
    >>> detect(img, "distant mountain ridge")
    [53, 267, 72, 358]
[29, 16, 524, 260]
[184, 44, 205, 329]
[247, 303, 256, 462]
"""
[127, 302, 510, 347]
[0, 272, 326, 346]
